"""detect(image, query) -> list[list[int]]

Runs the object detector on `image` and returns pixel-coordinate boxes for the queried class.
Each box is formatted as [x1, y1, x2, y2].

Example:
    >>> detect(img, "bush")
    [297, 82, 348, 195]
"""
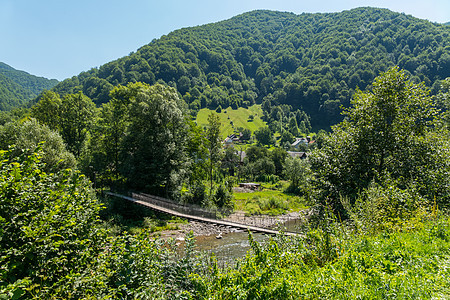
[185, 183, 207, 205]
[214, 184, 233, 210]
[341, 180, 428, 233]
[0, 147, 105, 298]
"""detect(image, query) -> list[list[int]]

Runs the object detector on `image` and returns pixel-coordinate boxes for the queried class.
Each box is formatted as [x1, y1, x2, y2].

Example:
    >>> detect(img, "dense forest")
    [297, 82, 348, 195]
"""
[0, 62, 58, 111]
[51, 7, 449, 127]
[1, 7, 450, 299]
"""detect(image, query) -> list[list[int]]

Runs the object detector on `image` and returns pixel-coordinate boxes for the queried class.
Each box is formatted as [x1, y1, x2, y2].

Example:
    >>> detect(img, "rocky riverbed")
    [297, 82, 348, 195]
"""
[155, 209, 311, 240]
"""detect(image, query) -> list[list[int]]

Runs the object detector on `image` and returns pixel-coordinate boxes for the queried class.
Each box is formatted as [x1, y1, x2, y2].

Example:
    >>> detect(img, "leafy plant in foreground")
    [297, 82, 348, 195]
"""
[0, 147, 104, 298]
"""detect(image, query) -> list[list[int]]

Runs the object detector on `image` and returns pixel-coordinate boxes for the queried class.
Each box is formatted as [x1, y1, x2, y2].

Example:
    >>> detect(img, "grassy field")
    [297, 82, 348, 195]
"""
[195, 105, 266, 139]
[233, 182, 307, 215]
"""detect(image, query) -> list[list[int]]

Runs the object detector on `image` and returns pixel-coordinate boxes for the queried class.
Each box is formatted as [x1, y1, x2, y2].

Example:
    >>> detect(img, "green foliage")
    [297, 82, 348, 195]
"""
[283, 156, 311, 195]
[192, 215, 450, 299]
[233, 185, 305, 215]
[240, 127, 252, 140]
[119, 83, 189, 196]
[0, 119, 76, 172]
[254, 126, 273, 146]
[341, 181, 429, 233]
[214, 184, 233, 210]
[310, 67, 450, 212]
[31, 90, 62, 131]
[436, 77, 450, 127]
[243, 195, 289, 215]
[31, 90, 97, 157]
[0, 62, 58, 111]
[206, 112, 222, 194]
[51, 8, 450, 129]
[59, 92, 97, 157]
[0, 147, 104, 298]
[185, 120, 209, 186]
[1, 146, 449, 299]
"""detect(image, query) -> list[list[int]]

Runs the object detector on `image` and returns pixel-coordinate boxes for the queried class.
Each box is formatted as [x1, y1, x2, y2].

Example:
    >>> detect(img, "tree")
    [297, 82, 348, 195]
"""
[436, 77, 450, 128]
[31, 90, 62, 131]
[284, 156, 311, 194]
[288, 116, 299, 136]
[59, 92, 96, 157]
[186, 120, 208, 185]
[0, 119, 76, 172]
[245, 145, 269, 163]
[83, 85, 134, 184]
[271, 147, 287, 176]
[279, 129, 295, 147]
[205, 112, 222, 195]
[241, 128, 251, 141]
[32, 91, 97, 158]
[221, 147, 239, 176]
[119, 83, 188, 196]
[254, 126, 273, 146]
[250, 157, 275, 179]
[310, 67, 448, 209]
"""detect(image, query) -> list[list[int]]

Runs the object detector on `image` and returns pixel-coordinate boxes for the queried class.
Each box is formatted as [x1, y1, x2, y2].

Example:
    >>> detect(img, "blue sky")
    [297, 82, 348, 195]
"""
[1, 0, 449, 81]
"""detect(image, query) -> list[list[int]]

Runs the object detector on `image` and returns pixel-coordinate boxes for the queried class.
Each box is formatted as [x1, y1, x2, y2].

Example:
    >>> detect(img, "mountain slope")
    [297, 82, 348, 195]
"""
[51, 7, 450, 127]
[0, 62, 58, 110]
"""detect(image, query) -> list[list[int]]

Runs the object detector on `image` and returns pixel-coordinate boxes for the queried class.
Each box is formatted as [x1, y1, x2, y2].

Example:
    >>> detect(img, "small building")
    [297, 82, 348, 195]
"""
[224, 133, 243, 147]
[287, 151, 308, 159]
[291, 137, 309, 149]
[239, 183, 261, 190]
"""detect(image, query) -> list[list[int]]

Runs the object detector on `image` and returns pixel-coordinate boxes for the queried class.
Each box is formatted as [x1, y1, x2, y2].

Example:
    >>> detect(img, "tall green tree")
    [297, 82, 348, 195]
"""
[31, 91, 97, 158]
[119, 82, 188, 196]
[87, 85, 133, 181]
[310, 67, 449, 209]
[186, 120, 208, 184]
[284, 156, 311, 194]
[436, 77, 450, 128]
[205, 112, 221, 195]
[31, 90, 62, 131]
[254, 126, 273, 146]
[59, 92, 96, 157]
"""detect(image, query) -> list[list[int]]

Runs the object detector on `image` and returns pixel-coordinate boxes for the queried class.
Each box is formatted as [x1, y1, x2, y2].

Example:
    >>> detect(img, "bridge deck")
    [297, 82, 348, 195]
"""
[107, 192, 298, 236]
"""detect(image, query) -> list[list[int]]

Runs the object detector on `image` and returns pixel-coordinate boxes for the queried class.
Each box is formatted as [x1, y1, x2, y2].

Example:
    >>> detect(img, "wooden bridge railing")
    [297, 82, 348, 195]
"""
[132, 193, 224, 220]
[107, 191, 300, 236]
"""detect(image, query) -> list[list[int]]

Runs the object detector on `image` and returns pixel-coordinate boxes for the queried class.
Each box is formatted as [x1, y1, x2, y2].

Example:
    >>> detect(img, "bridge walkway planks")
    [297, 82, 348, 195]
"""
[106, 192, 299, 236]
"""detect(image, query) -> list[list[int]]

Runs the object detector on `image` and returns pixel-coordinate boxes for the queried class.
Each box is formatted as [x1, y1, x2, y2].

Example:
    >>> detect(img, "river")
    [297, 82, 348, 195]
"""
[191, 218, 302, 265]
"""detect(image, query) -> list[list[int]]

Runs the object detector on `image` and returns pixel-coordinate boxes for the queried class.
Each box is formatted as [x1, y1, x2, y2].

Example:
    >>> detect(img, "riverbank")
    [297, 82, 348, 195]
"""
[154, 209, 311, 240]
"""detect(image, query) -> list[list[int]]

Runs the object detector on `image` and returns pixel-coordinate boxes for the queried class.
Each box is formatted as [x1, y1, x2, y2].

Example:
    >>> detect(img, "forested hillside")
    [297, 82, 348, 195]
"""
[0, 62, 58, 110]
[52, 7, 450, 128]
[2, 6, 450, 297]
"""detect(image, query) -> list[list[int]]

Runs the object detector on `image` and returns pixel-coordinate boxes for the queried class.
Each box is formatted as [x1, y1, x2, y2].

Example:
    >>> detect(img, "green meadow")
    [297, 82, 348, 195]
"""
[195, 105, 266, 139]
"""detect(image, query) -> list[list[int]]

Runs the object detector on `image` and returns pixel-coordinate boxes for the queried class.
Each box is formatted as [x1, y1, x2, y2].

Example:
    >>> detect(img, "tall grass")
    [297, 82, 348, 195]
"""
[192, 213, 450, 299]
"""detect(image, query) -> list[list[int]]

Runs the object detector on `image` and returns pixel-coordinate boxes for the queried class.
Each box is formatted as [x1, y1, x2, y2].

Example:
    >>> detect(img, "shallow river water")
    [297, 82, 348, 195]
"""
[191, 219, 302, 264]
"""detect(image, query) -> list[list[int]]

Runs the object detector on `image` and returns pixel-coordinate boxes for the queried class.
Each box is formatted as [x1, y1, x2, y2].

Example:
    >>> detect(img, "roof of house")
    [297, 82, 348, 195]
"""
[287, 151, 308, 158]
[292, 138, 309, 147]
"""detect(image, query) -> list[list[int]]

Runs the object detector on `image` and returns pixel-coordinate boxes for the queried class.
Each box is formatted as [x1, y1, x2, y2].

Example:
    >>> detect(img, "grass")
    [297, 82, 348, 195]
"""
[195, 105, 266, 139]
[193, 214, 450, 299]
[233, 182, 307, 215]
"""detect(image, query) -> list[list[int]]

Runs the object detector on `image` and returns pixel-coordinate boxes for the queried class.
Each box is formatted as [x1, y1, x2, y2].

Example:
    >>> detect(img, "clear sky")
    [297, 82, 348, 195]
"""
[1, 0, 449, 81]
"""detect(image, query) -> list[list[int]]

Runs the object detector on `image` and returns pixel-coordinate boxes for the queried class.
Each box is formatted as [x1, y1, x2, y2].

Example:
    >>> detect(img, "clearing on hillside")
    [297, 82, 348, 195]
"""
[195, 105, 266, 139]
